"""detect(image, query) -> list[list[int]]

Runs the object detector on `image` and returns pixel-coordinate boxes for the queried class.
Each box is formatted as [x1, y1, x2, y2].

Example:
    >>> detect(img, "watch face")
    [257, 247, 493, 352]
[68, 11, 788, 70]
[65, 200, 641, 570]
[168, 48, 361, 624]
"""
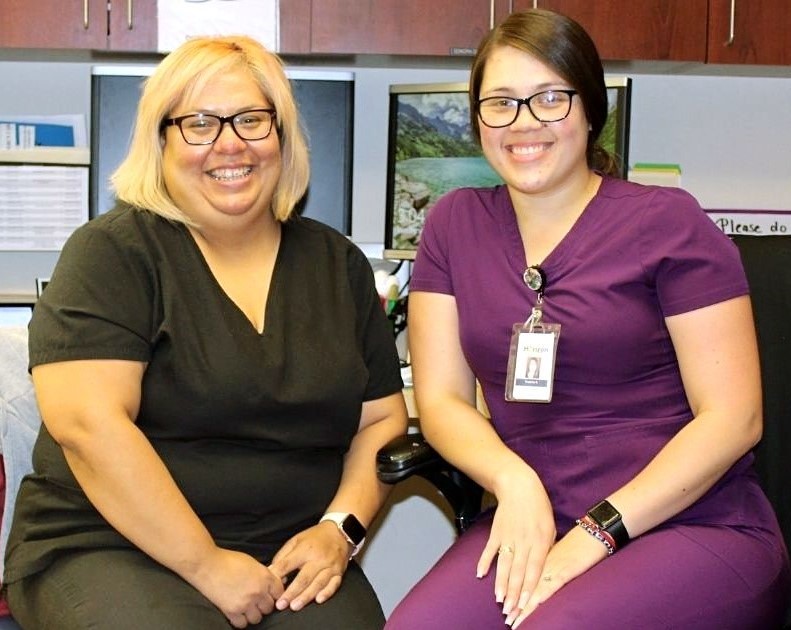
[341, 514, 367, 545]
[589, 500, 621, 529]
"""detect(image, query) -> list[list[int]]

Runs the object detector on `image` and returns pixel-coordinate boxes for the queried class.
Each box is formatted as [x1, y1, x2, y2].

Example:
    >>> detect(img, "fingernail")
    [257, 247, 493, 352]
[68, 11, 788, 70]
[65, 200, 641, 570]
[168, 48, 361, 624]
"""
[495, 589, 504, 603]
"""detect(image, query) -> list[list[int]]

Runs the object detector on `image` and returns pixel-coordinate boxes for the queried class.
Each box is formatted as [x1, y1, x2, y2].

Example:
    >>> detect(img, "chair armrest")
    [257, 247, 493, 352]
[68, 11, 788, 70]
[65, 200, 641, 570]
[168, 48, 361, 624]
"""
[377, 432, 485, 533]
[376, 432, 441, 484]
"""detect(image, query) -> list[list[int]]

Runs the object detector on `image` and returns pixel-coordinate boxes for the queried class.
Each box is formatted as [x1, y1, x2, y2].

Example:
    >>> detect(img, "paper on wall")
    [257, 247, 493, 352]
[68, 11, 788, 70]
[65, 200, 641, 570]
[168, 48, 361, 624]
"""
[157, 0, 279, 53]
[706, 210, 791, 237]
[0, 164, 89, 251]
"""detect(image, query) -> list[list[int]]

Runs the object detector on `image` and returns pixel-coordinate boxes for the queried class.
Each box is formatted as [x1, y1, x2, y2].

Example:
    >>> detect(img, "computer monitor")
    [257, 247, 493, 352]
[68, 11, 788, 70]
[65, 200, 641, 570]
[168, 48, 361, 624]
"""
[90, 67, 354, 235]
[383, 77, 632, 261]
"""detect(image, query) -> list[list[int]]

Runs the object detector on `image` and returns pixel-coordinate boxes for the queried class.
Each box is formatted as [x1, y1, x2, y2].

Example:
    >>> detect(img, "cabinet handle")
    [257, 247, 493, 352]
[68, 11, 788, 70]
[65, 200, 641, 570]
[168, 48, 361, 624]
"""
[83, 0, 89, 29]
[724, 0, 736, 46]
[128, 0, 134, 29]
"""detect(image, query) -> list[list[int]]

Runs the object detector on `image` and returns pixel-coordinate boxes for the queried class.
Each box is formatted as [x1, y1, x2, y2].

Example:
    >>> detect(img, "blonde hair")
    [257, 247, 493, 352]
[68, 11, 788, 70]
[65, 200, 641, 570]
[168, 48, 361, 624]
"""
[111, 35, 310, 223]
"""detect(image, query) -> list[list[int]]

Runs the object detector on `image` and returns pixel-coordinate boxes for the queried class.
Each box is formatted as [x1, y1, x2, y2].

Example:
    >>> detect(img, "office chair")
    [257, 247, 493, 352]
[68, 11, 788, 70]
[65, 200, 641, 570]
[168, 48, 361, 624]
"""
[377, 234, 791, 625]
[377, 433, 483, 535]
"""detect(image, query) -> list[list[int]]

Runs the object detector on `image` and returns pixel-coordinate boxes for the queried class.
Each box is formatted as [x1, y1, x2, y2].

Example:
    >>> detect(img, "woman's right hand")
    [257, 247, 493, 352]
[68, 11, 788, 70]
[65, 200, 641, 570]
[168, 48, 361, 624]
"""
[194, 547, 286, 628]
[476, 466, 556, 625]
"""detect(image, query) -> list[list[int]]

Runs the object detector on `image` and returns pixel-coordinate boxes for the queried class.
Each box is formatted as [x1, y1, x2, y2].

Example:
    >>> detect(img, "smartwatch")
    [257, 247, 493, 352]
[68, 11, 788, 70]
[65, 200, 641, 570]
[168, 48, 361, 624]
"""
[320, 512, 367, 557]
[586, 500, 630, 550]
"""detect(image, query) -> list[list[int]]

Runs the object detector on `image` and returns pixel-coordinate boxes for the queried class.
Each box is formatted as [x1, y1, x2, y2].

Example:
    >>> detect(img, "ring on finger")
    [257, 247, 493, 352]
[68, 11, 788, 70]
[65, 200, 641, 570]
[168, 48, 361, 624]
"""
[499, 544, 514, 554]
[542, 574, 552, 582]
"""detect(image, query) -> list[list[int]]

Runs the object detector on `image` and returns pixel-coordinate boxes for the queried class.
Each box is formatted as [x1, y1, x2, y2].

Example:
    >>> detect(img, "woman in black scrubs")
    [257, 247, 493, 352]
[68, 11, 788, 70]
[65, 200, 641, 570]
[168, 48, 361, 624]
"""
[4, 35, 407, 630]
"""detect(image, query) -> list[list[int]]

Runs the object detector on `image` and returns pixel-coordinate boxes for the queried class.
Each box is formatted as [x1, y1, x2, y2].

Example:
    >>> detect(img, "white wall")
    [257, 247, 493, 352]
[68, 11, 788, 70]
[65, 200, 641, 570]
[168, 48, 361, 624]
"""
[626, 73, 791, 210]
[2, 56, 791, 616]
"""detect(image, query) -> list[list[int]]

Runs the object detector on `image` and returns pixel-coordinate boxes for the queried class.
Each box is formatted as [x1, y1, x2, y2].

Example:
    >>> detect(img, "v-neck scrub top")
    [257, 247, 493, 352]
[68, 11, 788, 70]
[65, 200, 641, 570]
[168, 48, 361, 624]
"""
[387, 177, 790, 629]
[410, 177, 777, 534]
[4, 204, 403, 584]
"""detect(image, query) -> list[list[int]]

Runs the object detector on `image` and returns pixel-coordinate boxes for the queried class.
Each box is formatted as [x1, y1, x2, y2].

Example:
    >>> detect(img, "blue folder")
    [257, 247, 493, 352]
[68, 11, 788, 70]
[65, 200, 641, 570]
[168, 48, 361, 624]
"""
[0, 121, 75, 147]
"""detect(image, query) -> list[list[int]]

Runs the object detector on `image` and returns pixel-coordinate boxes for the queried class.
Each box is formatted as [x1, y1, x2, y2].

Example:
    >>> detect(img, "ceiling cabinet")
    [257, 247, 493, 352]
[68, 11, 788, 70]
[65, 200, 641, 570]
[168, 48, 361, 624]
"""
[2, 0, 788, 67]
[0, 0, 156, 51]
[281, 1, 790, 68]
[279, 0, 494, 57]
[106, 0, 157, 52]
[707, 0, 791, 66]
[520, 1, 708, 62]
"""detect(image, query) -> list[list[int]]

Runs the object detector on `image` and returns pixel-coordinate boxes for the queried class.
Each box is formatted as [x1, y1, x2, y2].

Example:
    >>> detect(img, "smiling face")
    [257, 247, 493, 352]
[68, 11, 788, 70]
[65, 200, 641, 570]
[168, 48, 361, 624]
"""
[477, 45, 590, 198]
[161, 67, 282, 233]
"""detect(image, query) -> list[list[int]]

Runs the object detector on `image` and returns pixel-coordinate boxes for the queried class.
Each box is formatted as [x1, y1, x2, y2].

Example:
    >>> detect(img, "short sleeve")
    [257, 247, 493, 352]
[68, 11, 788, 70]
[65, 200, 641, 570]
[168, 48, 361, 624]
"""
[410, 190, 456, 295]
[29, 212, 157, 368]
[638, 187, 749, 317]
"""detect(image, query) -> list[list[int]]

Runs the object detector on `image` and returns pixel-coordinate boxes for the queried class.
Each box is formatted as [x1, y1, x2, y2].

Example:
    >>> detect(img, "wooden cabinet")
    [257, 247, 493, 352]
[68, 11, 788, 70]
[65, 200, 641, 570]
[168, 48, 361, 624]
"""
[279, 0, 494, 56]
[279, 1, 710, 62]
[106, 0, 157, 52]
[512, 1, 791, 66]
[0, 0, 156, 51]
[707, 0, 791, 65]
[519, 1, 708, 62]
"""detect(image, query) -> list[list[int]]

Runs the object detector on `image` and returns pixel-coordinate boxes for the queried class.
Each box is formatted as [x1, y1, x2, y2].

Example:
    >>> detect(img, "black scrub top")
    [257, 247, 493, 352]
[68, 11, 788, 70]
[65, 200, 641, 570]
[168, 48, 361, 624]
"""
[4, 204, 403, 584]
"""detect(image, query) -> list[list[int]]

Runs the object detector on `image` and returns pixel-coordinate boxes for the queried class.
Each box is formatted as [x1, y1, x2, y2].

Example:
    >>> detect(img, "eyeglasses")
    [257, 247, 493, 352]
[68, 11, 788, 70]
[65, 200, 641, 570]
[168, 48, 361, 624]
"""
[477, 90, 578, 128]
[162, 108, 277, 145]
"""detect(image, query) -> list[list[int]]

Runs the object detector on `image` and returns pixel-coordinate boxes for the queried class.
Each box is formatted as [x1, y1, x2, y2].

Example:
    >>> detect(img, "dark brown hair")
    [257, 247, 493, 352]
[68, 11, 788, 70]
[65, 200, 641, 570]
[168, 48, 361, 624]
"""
[469, 9, 620, 177]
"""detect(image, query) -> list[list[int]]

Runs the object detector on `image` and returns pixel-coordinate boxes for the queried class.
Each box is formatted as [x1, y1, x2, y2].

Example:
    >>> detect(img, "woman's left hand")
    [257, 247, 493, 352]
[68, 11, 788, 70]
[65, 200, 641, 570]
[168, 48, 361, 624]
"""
[267, 521, 351, 612]
[508, 525, 609, 628]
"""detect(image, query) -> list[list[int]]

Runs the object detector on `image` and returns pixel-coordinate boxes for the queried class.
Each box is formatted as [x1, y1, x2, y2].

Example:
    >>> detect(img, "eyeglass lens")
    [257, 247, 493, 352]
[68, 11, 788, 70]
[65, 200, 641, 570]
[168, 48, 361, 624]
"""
[176, 109, 275, 145]
[478, 90, 575, 128]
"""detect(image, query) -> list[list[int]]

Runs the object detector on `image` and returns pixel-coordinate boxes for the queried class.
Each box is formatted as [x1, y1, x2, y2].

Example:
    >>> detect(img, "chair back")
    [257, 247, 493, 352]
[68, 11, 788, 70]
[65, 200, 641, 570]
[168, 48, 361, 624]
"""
[733, 235, 791, 626]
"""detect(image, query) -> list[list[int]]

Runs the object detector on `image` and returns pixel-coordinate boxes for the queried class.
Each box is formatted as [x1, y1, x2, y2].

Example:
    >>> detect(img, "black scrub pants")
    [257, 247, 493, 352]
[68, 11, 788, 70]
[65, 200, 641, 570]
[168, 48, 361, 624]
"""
[6, 548, 384, 630]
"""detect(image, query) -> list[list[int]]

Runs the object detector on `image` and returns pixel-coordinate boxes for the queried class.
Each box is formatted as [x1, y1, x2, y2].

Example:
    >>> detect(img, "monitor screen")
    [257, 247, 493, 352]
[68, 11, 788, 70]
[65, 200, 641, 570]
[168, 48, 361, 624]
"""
[383, 77, 632, 260]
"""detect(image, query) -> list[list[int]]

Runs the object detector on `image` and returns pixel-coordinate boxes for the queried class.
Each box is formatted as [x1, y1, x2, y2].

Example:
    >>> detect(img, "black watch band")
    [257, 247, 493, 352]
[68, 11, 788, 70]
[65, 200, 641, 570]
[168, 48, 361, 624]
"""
[586, 499, 630, 549]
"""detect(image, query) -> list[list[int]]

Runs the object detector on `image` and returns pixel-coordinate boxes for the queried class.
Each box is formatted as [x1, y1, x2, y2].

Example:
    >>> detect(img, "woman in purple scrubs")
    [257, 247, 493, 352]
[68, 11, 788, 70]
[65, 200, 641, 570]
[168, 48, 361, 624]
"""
[386, 9, 789, 629]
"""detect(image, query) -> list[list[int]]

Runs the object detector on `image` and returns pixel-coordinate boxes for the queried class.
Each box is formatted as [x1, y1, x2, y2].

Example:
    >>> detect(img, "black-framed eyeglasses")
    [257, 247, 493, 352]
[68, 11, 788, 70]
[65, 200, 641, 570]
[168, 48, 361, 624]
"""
[477, 90, 578, 128]
[162, 108, 277, 145]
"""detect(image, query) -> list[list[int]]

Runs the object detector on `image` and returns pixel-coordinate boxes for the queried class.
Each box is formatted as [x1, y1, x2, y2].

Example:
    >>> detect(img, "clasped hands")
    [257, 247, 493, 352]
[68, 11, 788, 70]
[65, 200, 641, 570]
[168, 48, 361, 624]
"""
[478, 476, 609, 628]
[199, 521, 352, 628]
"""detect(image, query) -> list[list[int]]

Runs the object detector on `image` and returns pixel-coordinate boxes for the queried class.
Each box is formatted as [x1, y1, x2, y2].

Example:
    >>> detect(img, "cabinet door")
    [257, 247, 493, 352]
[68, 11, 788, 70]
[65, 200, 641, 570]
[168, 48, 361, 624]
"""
[0, 0, 106, 49]
[707, 0, 791, 65]
[107, 0, 157, 52]
[515, 1, 707, 62]
[308, 0, 493, 56]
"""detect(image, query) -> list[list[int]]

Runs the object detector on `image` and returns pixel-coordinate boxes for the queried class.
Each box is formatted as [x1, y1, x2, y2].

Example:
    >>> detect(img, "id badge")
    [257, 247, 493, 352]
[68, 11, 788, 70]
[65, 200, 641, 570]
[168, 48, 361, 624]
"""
[505, 317, 561, 403]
